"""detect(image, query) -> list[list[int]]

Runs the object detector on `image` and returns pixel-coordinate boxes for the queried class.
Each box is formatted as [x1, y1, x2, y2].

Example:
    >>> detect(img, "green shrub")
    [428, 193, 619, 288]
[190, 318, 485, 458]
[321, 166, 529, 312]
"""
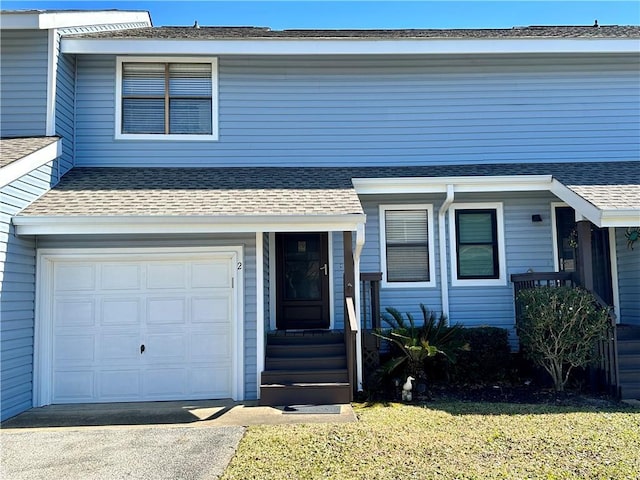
[516, 286, 610, 392]
[447, 327, 512, 384]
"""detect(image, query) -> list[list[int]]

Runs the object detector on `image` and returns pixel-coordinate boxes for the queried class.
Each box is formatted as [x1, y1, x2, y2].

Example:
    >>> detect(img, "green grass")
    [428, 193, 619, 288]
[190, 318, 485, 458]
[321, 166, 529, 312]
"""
[221, 401, 640, 480]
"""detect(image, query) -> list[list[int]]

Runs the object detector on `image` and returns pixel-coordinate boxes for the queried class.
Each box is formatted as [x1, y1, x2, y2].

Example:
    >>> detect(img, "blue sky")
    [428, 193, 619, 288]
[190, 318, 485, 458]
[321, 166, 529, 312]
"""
[2, 1, 638, 29]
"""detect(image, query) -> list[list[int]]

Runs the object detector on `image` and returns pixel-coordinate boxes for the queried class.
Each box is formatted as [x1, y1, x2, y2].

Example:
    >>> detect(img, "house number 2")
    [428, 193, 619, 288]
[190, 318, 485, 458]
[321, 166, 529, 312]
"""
[237, 262, 243, 270]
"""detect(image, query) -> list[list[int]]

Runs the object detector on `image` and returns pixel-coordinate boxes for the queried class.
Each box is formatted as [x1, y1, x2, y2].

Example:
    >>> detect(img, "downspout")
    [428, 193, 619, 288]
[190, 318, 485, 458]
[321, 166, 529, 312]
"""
[353, 222, 366, 391]
[439, 185, 455, 321]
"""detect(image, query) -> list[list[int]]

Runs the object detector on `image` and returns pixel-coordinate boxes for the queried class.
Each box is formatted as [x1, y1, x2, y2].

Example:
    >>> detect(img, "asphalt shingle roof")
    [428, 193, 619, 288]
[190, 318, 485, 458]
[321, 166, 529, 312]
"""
[18, 167, 364, 217]
[71, 25, 640, 40]
[17, 161, 639, 218]
[0, 137, 60, 168]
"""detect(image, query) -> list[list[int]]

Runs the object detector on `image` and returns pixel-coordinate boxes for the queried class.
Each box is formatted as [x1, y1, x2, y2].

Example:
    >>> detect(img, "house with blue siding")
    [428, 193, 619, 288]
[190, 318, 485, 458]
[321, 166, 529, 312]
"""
[1, 9, 638, 419]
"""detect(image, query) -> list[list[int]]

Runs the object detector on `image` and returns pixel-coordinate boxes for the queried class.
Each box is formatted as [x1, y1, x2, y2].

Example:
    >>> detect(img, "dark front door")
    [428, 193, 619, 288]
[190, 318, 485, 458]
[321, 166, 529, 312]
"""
[554, 206, 613, 304]
[276, 233, 330, 330]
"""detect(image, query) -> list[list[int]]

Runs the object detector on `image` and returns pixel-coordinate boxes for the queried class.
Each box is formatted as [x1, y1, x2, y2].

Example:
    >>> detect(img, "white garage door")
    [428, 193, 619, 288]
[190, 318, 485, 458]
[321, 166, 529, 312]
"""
[49, 251, 237, 404]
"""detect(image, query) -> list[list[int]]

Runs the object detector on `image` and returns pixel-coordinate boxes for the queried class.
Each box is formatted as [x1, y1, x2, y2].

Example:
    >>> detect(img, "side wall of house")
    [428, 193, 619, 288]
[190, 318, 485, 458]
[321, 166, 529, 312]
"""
[355, 191, 558, 345]
[35, 234, 259, 400]
[74, 53, 639, 167]
[53, 22, 150, 175]
[54, 36, 76, 176]
[616, 228, 640, 326]
[0, 29, 49, 137]
[0, 163, 57, 420]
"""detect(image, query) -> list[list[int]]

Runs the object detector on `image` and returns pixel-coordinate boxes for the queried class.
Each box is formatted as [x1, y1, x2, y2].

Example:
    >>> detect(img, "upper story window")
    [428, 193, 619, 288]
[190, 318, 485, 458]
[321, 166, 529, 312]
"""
[379, 204, 436, 288]
[115, 57, 218, 141]
[449, 202, 506, 286]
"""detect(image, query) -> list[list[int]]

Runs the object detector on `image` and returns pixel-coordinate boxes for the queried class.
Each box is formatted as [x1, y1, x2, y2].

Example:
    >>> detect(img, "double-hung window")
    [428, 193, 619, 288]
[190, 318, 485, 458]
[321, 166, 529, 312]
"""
[116, 57, 218, 140]
[449, 203, 506, 286]
[380, 204, 435, 288]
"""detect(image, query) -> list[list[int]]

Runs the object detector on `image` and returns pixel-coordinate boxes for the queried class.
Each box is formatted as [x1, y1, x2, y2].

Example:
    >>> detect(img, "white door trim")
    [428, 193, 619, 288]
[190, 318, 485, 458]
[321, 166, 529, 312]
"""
[34, 246, 244, 407]
[550, 202, 569, 272]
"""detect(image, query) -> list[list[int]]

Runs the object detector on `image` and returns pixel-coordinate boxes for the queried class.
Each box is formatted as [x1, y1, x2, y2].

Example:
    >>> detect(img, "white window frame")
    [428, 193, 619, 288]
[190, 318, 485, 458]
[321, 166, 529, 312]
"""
[115, 56, 219, 141]
[379, 204, 436, 289]
[449, 202, 506, 287]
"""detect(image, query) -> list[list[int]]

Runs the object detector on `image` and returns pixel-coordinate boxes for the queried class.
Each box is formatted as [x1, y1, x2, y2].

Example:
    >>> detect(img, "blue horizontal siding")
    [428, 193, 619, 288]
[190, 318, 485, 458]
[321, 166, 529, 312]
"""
[73, 53, 640, 167]
[616, 228, 640, 326]
[357, 192, 557, 347]
[0, 29, 49, 137]
[0, 162, 59, 420]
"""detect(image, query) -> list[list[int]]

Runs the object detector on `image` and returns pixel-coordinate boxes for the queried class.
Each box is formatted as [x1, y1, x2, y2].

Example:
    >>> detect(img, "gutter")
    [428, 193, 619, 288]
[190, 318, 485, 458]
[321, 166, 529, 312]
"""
[438, 185, 455, 320]
[353, 222, 366, 391]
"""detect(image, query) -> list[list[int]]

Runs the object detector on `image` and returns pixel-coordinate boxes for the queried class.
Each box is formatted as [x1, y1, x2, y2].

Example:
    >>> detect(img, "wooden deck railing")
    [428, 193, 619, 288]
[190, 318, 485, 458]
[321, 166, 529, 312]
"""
[345, 296, 358, 401]
[511, 271, 619, 398]
[360, 273, 382, 385]
[592, 291, 620, 398]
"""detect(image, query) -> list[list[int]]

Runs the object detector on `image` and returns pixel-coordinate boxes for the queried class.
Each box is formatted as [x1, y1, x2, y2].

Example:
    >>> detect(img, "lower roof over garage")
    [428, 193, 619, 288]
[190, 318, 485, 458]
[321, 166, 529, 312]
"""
[11, 161, 639, 234]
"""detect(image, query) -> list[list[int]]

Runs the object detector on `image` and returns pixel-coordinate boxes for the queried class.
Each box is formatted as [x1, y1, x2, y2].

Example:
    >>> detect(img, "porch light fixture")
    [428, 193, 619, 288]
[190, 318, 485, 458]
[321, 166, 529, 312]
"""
[531, 214, 543, 223]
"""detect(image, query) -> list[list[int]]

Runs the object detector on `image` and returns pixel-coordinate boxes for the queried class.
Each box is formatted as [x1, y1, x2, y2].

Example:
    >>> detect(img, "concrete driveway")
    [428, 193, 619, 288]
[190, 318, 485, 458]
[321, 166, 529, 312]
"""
[1, 400, 355, 480]
[1, 425, 244, 480]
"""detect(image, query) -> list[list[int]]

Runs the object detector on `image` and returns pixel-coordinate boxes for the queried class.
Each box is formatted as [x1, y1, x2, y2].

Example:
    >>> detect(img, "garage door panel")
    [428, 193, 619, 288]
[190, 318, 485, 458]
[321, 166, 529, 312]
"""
[101, 298, 140, 325]
[147, 297, 186, 324]
[50, 252, 236, 404]
[54, 370, 94, 401]
[54, 264, 95, 291]
[101, 264, 141, 290]
[191, 333, 230, 359]
[192, 261, 231, 288]
[147, 263, 185, 289]
[192, 367, 231, 396]
[99, 370, 140, 399]
[143, 368, 187, 397]
[99, 334, 139, 362]
[144, 334, 186, 362]
[55, 335, 95, 363]
[192, 296, 230, 323]
[55, 299, 95, 327]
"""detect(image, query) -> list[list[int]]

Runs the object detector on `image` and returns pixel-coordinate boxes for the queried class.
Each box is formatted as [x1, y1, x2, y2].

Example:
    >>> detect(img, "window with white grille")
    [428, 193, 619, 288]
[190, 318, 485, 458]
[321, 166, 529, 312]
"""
[116, 57, 218, 141]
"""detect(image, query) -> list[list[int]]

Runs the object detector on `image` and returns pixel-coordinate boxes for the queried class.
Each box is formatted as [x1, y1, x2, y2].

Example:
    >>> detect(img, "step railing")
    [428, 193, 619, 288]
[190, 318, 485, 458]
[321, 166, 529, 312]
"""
[345, 296, 358, 401]
[360, 273, 382, 384]
[592, 291, 620, 398]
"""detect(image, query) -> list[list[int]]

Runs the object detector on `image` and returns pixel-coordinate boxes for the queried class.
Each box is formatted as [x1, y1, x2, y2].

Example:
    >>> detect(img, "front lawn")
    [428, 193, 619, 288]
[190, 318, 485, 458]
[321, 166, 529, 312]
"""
[221, 401, 640, 480]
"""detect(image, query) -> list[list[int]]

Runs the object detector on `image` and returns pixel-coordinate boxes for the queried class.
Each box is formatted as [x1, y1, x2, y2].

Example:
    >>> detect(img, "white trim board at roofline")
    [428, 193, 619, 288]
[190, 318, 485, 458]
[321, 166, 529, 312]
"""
[0, 139, 62, 188]
[12, 214, 367, 236]
[353, 175, 639, 229]
[60, 38, 640, 56]
[0, 11, 151, 30]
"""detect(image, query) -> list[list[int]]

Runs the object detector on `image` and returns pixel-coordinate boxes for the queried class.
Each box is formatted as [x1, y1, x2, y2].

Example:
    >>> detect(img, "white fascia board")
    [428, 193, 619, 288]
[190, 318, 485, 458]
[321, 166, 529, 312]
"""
[599, 210, 640, 228]
[550, 179, 603, 226]
[0, 139, 62, 188]
[0, 11, 151, 30]
[13, 213, 366, 236]
[60, 37, 639, 56]
[352, 175, 552, 195]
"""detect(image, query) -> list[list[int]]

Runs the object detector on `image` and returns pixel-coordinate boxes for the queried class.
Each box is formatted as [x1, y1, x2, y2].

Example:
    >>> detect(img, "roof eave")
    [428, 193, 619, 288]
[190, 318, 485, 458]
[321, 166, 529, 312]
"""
[12, 213, 367, 235]
[353, 174, 553, 194]
[0, 138, 62, 188]
[0, 11, 151, 30]
[60, 37, 640, 56]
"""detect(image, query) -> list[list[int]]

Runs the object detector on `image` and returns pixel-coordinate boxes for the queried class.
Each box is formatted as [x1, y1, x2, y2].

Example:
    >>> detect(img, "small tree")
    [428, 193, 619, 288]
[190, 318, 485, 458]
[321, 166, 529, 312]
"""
[516, 286, 610, 392]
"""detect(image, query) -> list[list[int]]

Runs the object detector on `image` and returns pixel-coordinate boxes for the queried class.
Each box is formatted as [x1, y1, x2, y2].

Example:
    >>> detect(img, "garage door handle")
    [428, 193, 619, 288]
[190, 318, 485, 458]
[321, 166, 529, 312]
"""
[140, 344, 145, 354]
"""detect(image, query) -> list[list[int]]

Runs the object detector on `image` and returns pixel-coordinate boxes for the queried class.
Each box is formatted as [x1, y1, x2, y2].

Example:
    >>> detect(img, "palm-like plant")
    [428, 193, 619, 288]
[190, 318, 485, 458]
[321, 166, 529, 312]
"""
[375, 304, 468, 380]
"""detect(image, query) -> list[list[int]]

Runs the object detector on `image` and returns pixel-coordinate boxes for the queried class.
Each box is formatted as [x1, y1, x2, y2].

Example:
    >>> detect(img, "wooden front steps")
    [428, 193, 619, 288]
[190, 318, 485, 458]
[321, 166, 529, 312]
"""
[618, 325, 640, 400]
[260, 331, 351, 405]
